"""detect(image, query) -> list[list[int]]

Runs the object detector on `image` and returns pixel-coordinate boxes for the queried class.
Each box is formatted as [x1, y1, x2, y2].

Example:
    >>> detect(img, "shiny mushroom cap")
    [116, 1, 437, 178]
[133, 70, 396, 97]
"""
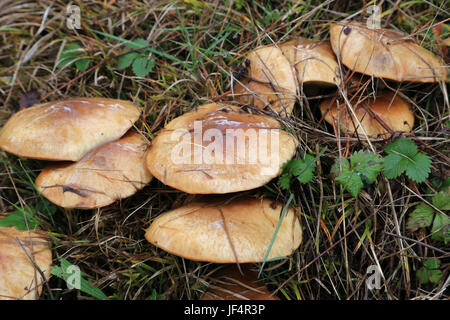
[320, 91, 414, 138]
[330, 21, 448, 82]
[145, 103, 298, 194]
[201, 265, 279, 300]
[145, 197, 302, 263]
[0, 97, 141, 161]
[35, 131, 152, 209]
[234, 38, 340, 114]
[0, 225, 52, 300]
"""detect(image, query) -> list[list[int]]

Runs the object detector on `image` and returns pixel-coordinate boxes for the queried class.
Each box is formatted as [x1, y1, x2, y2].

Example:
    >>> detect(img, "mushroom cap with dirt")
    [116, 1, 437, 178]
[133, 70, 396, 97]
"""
[145, 103, 298, 194]
[233, 38, 340, 115]
[0, 225, 52, 300]
[329, 20, 448, 82]
[145, 197, 302, 263]
[0, 97, 141, 161]
[35, 131, 152, 209]
[201, 265, 279, 300]
[319, 91, 414, 138]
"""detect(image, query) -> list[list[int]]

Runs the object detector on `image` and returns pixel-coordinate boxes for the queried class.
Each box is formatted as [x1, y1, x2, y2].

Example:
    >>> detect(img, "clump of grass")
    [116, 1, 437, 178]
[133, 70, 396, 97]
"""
[0, 0, 448, 300]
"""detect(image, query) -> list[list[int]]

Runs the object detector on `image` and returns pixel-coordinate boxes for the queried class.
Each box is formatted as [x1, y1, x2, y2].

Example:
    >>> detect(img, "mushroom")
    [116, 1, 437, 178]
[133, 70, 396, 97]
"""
[201, 265, 279, 300]
[234, 38, 340, 114]
[145, 103, 298, 194]
[330, 21, 448, 82]
[0, 225, 52, 300]
[320, 91, 414, 138]
[145, 197, 302, 263]
[0, 97, 141, 161]
[35, 131, 152, 209]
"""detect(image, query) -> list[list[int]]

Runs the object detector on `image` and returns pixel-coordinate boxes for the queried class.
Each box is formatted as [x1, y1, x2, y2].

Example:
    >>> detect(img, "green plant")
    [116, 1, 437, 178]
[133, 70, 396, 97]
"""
[0, 206, 39, 230]
[416, 259, 442, 284]
[331, 151, 384, 197]
[383, 137, 431, 183]
[407, 187, 450, 244]
[117, 38, 155, 77]
[57, 43, 90, 72]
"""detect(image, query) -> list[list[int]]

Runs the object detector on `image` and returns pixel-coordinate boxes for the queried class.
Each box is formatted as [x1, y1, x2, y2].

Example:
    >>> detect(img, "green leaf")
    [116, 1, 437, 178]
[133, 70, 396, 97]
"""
[132, 56, 154, 77]
[277, 153, 317, 190]
[117, 52, 139, 70]
[432, 187, 450, 211]
[336, 169, 364, 197]
[424, 258, 440, 270]
[51, 258, 108, 300]
[350, 150, 384, 183]
[0, 207, 39, 230]
[407, 203, 434, 232]
[417, 259, 442, 284]
[431, 212, 450, 244]
[405, 152, 432, 183]
[125, 38, 149, 50]
[75, 58, 90, 72]
[57, 44, 84, 69]
[383, 138, 431, 182]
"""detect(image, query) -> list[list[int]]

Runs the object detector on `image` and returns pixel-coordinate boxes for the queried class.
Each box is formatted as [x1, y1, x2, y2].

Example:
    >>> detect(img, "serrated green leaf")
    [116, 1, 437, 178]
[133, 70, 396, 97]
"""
[416, 267, 430, 284]
[336, 170, 364, 197]
[350, 150, 384, 183]
[384, 137, 417, 158]
[117, 52, 139, 70]
[277, 153, 317, 189]
[278, 173, 291, 191]
[0, 208, 39, 230]
[432, 187, 450, 211]
[132, 56, 154, 77]
[383, 154, 409, 179]
[57, 44, 83, 69]
[405, 152, 431, 183]
[407, 203, 434, 232]
[424, 258, 440, 270]
[125, 38, 149, 50]
[417, 259, 442, 284]
[431, 212, 450, 244]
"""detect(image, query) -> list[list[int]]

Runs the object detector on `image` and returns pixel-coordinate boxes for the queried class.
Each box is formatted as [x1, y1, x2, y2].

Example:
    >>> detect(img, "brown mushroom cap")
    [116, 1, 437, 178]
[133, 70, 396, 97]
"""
[201, 265, 279, 300]
[35, 131, 152, 209]
[145, 103, 298, 194]
[0, 97, 141, 161]
[145, 197, 302, 263]
[0, 226, 52, 300]
[234, 38, 340, 114]
[320, 91, 414, 138]
[330, 21, 448, 82]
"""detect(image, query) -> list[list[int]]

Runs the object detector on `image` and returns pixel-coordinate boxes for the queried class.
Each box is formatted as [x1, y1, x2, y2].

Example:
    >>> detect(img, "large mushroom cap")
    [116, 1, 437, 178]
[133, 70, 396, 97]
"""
[234, 38, 340, 115]
[201, 265, 279, 300]
[0, 226, 52, 300]
[320, 91, 414, 138]
[35, 131, 152, 209]
[145, 197, 302, 263]
[145, 103, 298, 194]
[330, 21, 448, 82]
[0, 97, 141, 161]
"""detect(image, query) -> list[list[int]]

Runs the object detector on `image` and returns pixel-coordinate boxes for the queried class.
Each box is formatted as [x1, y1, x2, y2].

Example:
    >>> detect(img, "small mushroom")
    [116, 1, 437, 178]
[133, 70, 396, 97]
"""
[330, 21, 448, 82]
[0, 225, 52, 300]
[234, 38, 340, 114]
[145, 197, 302, 263]
[0, 97, 141, 161]
[145, 103, 298, 194]
[320, 91, 414, 138]
[201, 265, 279, 300]
[35, 131, 152, 209]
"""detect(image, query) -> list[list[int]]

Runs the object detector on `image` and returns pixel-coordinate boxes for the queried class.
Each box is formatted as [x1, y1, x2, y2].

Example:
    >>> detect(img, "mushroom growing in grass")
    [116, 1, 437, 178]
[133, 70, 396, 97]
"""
[145, 197, 302, 263]
[201, 265, 279, 300]
[0, 97, 141, 161]
[0, 225, 52, 300]
[145, 103, 297, 194]
[320, 91, 414, 138]
[234, 38, 340, 115]
[330, 21, 448, 83]
[35, 132, 152, 209]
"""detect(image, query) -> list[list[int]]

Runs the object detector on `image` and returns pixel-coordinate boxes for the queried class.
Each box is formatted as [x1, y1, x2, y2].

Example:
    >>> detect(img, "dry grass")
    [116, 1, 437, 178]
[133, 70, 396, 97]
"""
[0, 0, 448, 300]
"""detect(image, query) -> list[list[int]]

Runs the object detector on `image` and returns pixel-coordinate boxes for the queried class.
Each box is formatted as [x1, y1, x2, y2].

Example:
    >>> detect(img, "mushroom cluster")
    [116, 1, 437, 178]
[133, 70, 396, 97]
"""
[0, 97, 153, 299]
[234, 20, 447, 139]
